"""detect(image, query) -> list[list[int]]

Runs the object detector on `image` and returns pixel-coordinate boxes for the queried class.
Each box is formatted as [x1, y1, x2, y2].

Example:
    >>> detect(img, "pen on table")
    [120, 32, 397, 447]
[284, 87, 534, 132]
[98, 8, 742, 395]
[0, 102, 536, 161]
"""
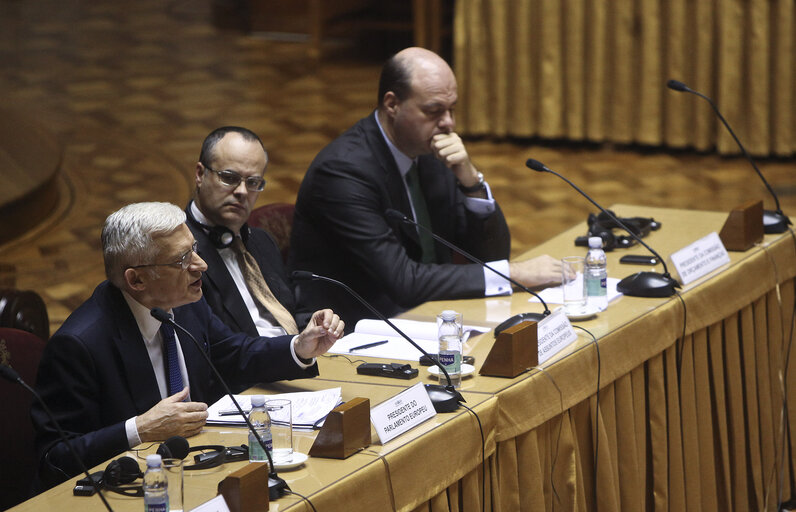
[349, 340, 389, 352]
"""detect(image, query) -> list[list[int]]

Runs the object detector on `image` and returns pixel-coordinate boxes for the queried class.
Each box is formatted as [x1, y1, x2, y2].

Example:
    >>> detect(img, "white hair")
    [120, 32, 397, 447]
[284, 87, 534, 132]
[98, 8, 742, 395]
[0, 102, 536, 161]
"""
[102, 202, 187, 287]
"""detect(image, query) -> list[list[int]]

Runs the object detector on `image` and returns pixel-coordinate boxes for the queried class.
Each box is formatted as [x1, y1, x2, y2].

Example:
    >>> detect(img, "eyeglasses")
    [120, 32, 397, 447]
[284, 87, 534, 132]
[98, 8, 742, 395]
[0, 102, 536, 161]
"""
[130, 241, 199, 272]
[203, 164, 266, 192]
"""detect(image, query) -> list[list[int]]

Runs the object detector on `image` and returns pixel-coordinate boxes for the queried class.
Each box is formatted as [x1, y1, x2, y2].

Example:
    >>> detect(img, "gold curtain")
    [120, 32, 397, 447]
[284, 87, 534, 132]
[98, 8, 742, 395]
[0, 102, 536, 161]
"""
[454, 0, 795, 156]
[484, 281, 795, 511]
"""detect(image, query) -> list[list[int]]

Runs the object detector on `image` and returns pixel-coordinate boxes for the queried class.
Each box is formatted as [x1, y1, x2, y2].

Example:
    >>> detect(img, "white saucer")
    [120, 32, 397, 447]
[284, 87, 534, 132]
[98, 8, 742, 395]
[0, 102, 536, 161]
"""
[563, 305, 601, 321]
[273, 451, 308, 470]
[427, 363, 475, 377]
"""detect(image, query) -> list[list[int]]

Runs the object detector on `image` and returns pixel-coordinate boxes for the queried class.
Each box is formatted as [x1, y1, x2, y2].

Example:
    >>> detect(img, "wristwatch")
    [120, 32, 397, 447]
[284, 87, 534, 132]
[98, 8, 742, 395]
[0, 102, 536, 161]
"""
[458, 171, 485, 193]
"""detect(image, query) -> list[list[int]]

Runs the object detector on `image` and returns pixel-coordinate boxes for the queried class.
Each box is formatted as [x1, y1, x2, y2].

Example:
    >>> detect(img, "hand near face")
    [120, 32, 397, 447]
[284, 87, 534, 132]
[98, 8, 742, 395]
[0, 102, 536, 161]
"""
[509, 255, 565, 288]
[294, 309, 345, 360]
[431, 132, 482, 188]
[135, 387, 208, 442]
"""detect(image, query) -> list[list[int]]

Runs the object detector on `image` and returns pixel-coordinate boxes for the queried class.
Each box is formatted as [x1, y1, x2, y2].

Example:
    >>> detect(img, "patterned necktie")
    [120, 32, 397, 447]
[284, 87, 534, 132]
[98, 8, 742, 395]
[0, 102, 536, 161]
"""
[230, 237, 299, 334]
[405, 162, 436, 263]
[160, 322, 184, 396]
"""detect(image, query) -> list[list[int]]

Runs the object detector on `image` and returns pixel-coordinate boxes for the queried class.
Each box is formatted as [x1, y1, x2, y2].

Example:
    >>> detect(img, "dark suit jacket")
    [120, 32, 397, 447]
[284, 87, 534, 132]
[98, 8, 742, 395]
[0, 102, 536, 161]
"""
[31, 281, 317, 489]
[186, 205, 310, 336]
[289, 113, 511, 327]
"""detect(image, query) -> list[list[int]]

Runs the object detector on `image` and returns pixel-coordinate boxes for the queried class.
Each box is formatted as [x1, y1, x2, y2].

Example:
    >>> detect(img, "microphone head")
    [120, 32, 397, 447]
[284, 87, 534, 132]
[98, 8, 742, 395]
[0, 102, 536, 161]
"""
[525, 159, 550, 172]
[291, 270, 315, 281]
[150, 307, 171, 323]
[0, 363, 20, 383]
[666, 79, 690, 92]
[384, 208, 408, 222]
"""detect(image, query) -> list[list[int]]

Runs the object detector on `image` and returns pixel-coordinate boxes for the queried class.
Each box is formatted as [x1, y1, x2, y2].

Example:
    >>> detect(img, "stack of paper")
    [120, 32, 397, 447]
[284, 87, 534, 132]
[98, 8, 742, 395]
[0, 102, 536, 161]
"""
[206, 387, 342, 430]
[327, 318, 489, 361]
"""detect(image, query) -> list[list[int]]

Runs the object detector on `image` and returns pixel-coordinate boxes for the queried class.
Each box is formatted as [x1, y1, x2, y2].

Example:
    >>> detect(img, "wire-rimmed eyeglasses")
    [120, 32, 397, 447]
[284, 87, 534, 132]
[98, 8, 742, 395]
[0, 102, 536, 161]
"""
[129, 241, 199, 271]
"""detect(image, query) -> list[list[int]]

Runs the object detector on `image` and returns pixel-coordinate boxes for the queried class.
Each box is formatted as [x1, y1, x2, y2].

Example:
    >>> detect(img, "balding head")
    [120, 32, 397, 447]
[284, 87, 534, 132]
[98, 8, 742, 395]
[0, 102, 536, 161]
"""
[376, 47, 458, 158]
[377, 47, 455, 108]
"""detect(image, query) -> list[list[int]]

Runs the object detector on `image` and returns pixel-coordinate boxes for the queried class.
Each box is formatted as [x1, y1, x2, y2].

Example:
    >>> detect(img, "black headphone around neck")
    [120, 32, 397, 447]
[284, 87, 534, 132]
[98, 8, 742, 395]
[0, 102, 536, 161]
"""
[186, 206, 248, 249]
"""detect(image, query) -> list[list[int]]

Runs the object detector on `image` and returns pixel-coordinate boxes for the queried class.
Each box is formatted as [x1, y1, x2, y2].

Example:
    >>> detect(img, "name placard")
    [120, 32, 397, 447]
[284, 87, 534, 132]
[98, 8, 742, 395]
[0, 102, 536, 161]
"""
[370, 382, 436, 444]
[191, 495, 231, 512]
[537, 308, 578, 364]
[671, 232, 731, 285]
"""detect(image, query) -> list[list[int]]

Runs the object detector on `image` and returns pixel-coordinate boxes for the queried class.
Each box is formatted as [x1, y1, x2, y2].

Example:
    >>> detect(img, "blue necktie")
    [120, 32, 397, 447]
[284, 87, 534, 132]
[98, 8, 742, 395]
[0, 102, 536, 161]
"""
[160, 322, 184, 396]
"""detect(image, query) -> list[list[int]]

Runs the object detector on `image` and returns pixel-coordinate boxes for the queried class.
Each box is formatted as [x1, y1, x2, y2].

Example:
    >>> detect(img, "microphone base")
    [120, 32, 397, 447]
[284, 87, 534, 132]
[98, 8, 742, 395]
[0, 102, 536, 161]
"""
[268, 475, 289, 500]
[424, 384, 464, 413]
[763, 209, 791, 234]
[617, 272, 680, 298]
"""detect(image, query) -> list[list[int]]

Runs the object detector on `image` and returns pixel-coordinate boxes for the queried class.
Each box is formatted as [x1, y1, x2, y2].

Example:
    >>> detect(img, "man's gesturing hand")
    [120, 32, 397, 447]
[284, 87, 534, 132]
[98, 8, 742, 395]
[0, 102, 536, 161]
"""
[294, 309, 344, 360]
[136, 387, 208, 442]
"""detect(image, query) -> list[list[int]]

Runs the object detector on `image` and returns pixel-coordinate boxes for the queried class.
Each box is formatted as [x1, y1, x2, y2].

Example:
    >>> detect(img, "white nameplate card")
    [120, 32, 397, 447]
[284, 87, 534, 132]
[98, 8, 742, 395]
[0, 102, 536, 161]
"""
[190, 495, 231, 512]
[670, 231, 731, 285]
[537, 308, 579, 365]
[371, 382, 437, 444]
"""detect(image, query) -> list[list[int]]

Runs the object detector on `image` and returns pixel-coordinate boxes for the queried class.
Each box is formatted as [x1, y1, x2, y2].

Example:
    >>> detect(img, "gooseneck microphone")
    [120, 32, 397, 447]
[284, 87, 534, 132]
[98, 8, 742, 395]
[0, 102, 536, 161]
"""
[527, 158, 680, 297]
[291, 270, 464, 413]
[384, 208, 551, 323]
[0, 364, 114, 511]
[149, 308, 288, 500]
[667, 79, 791, 233]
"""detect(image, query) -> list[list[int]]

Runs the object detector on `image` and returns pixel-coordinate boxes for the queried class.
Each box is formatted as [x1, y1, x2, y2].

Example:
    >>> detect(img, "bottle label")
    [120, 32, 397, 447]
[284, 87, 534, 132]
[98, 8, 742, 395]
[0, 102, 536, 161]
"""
[144, 498, 168, 512]
[586, 275, 607, 296]
[439, 351, 461, 373]
[249, 432, 272, 462]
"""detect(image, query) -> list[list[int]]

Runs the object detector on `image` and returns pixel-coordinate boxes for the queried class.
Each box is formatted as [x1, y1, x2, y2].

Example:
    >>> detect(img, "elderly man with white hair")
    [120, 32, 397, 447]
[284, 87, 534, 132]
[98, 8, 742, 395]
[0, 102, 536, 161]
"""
[31, 202, 344, 490]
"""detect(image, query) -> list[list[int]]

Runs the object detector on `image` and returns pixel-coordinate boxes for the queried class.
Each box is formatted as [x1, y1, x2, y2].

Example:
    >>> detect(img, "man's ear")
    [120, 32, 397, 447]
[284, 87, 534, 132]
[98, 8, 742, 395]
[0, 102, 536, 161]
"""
[382, 91, 399, 117]
[124, 267, 147, 291]
[195, 162, 205, 189]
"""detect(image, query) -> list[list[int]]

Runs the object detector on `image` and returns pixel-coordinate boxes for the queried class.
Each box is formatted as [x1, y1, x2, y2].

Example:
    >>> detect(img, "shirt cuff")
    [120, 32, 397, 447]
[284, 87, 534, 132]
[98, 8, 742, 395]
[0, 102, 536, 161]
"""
[463, 181, 496, 217]
[290, 335, 315, 369]
[484, 259, 512, 296]
[126, 417, 141, 448]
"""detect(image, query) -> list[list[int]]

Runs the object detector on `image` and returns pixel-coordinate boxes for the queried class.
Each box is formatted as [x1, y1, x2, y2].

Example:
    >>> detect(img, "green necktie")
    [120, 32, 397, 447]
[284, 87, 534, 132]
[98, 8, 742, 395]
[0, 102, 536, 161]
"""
[405, 162, 436, 263]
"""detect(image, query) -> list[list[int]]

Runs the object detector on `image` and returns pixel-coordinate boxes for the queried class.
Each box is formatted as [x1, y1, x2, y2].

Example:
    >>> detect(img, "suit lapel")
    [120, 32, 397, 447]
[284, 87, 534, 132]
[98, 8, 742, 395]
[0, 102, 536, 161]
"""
[361, 115, 422, 254]
[193, 228, 253, 333]
[100, 283, 164, 414]
[172, 305, 209, 404]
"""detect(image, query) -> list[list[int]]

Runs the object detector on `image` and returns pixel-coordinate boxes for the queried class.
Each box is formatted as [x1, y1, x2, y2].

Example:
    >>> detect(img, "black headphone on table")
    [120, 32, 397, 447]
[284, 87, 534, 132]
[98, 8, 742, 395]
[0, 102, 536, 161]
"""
[100, 436, 241, 497]
[574, 210, 661, 251]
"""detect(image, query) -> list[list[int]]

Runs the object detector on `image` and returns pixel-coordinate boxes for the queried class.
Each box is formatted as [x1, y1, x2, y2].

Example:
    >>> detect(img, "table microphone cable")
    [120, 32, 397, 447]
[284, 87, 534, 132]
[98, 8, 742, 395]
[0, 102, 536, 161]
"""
[459, 402, 486, 512]
[362, 449, 397, 511]
[283, 489, 318, 512]
[528, 365, 565, 504]
[760, 241, 796, 510]
[573, 324, 600, 508]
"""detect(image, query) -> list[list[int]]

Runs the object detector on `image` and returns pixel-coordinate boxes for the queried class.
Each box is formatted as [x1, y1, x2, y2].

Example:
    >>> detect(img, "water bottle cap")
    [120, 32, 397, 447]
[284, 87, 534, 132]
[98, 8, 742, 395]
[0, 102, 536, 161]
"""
[588, 236, 603, 248]
[250, 395, 265, 407]
[440, 310, 458, 321]
[146, 454, 162, 467]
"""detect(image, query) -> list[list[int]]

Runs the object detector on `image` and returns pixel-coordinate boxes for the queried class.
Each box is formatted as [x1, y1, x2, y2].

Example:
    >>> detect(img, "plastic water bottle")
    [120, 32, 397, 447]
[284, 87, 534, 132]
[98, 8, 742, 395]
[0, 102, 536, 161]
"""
[248, 395, 272, 464]
[585, 236, 608, 311]
[438, 310, 462, 389]
[143, 454, 168, 512]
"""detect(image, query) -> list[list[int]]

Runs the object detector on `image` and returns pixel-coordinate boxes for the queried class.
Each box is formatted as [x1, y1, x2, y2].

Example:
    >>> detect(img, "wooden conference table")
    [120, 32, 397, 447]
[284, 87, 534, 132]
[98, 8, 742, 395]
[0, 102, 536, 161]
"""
[12, 205, 796, 512]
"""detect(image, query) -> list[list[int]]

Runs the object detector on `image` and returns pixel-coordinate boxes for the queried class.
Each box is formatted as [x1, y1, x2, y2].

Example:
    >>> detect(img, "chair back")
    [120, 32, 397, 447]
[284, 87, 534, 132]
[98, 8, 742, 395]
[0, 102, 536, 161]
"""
[0, 327, 46, 509]
[247, 203, 295, 263]
[0, 288, 50, 340]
